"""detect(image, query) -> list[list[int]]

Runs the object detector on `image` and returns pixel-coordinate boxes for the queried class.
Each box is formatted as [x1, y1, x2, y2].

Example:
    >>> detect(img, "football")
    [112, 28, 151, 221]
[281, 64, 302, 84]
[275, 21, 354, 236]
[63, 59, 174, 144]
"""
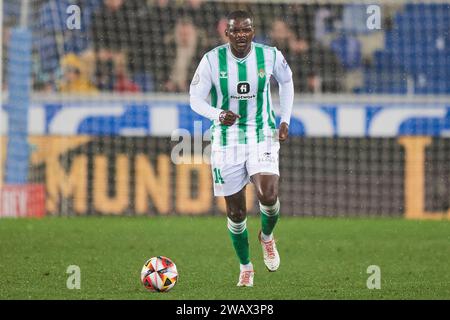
[140, 256, 178, 292]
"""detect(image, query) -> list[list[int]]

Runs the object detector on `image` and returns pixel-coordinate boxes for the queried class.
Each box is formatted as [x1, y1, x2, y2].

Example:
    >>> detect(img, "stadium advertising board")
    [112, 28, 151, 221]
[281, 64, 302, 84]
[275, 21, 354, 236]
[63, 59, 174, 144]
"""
[1, 100, 450, 137]
[0, 184, 45, 218]
[3, 135, 445, 219]
[0, 99, 448, 218]
[23, 136, 256, 217]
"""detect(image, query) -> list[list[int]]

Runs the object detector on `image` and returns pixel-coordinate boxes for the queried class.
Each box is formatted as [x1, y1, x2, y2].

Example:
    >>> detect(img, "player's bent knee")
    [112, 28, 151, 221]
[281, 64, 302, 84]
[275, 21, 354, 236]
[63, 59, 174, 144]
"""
[257, 191, 278, 206]
[227, 209, 247, 223]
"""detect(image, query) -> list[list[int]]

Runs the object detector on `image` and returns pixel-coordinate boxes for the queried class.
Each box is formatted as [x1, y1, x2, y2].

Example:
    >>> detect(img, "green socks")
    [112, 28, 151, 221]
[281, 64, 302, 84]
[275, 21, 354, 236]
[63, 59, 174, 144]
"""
[260, 198, 280, 237]
[227, 218, 250, 265]
[227, 198, 280, 265]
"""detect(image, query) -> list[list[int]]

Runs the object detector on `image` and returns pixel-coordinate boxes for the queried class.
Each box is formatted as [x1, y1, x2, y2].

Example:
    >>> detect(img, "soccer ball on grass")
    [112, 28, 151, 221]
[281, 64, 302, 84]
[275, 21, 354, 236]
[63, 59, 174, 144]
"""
[140, 256, 178, 292]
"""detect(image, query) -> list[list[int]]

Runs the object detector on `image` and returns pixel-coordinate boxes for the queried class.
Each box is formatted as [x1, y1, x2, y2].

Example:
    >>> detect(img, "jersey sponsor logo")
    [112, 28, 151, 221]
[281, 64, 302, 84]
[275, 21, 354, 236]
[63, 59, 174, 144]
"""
[231, 82, 255, 100]
[191, 73, 200, 85]
[230, 94, 256, 100]
[237, 82, 250, 94]
[220, 71, 228, 78]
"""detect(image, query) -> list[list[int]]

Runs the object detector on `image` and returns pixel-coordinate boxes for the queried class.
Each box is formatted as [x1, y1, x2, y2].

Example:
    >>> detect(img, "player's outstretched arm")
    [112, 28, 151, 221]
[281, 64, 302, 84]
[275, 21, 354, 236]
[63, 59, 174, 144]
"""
[190, 95, 223, 121]
[190, 56, 241, 126]
[189, 56, 223, 121]
[273, 49, 294, 142]
[278, 79, 294, 141]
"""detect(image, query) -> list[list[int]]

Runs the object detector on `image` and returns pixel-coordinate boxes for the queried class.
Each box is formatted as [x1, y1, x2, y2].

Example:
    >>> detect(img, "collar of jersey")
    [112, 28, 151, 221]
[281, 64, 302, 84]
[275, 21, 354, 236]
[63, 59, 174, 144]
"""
[228, 42, 254, 62]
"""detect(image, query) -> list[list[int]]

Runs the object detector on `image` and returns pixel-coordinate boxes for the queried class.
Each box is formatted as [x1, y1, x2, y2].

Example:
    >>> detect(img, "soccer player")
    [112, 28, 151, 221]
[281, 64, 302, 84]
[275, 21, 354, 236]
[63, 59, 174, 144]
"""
[189, 10, 294, 287]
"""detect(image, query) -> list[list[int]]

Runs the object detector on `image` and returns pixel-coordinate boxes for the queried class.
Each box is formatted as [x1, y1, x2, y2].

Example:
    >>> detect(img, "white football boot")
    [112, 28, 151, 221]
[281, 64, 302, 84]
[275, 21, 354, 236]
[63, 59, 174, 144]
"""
[237, 269, 254, 287]
[258, 231, 280, 272]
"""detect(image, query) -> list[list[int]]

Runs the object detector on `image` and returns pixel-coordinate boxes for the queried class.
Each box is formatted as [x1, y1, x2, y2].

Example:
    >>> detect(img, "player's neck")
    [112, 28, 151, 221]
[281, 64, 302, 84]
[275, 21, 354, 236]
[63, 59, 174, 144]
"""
[229, 43, 253, 59]
[231, 49, 250, 58]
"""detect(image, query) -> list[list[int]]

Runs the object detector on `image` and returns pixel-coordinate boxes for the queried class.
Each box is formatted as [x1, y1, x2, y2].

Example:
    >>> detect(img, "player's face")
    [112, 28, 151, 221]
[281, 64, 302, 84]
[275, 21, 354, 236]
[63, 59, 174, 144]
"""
[226, 18, 255, 57]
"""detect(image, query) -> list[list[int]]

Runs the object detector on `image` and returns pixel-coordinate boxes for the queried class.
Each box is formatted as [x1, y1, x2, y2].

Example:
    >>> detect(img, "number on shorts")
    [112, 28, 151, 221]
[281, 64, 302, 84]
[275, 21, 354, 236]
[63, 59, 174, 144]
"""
[213, 168, 224, 184]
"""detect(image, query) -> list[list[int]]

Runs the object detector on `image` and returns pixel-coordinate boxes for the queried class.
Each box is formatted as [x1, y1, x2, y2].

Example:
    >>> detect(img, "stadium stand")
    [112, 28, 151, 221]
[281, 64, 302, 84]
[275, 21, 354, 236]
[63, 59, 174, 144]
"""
[363, 3, 450, 94]
[2, 1, 448, 95]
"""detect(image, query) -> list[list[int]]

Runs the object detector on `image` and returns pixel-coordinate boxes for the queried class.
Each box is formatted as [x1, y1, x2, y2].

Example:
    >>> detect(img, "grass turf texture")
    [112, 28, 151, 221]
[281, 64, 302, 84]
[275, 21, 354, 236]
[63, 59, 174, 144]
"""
[0, 216, 449, 300]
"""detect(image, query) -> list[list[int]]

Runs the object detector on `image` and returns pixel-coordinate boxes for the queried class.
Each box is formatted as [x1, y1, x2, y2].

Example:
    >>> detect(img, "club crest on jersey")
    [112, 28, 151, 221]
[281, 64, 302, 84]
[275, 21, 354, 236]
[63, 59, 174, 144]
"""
[237, 82, 250, 94]
[258, 68, 265, 78]
[220, 71, 227, 78]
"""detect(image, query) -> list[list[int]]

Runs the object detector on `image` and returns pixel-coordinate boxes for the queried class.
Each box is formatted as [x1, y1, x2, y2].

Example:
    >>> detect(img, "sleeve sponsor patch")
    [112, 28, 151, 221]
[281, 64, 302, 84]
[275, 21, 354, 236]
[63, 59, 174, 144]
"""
[191, 73, 200, 85]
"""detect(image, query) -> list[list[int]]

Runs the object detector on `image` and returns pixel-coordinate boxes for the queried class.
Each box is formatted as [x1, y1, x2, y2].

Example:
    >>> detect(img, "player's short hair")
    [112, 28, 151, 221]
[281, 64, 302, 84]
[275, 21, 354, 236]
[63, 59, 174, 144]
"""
[227, 10, 254, 24]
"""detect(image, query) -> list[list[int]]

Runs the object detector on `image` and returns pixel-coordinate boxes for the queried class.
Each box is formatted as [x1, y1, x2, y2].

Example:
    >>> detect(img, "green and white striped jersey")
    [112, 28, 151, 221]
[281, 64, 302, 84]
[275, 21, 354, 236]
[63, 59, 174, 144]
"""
[190, 42, 293, 148]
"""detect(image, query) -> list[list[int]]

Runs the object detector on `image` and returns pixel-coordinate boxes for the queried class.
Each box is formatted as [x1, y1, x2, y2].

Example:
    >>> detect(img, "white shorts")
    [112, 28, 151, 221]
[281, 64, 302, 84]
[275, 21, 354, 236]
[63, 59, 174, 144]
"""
[210, 141, 280, 197]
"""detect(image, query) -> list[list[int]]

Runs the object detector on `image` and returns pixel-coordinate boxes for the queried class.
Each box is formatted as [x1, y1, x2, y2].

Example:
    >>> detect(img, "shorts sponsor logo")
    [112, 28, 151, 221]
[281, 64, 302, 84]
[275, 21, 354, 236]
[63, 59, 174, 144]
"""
[258, 152, 276, 163]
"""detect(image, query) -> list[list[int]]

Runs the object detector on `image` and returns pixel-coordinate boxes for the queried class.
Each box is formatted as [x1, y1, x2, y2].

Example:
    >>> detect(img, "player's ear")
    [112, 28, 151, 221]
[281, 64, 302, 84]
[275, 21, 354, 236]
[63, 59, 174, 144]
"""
[225, 28, 229, 38]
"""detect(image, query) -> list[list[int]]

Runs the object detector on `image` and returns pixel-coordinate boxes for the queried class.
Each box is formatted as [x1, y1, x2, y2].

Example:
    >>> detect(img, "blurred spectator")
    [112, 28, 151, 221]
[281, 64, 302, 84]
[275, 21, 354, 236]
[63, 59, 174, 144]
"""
[58, 53, 98, 93]
[330, 33, 362, 70]
[163, 18, 209, 92]
[177, 0, 205, 26]
[306, 44, 344, 93]
[37, 0, 102, 90]
[270, 19, 344, 93]
[270, 19, 299, 50]
[269, 19, 314, 93]
[3, 0, 21, 26]
[252, 2, 315, 44]
[147, 0, 223, 89]
[177, 0, 222, 31]
[341, 4, 373, 35]
[90, 0, 152, 91]
[113, 54, 141, 93]
[314, 6, 342, 45]
[284, 3, 316, 43]
[209, 17, 229, 47]
[146, 0, 178, 89]
[147, 0, 177, 38]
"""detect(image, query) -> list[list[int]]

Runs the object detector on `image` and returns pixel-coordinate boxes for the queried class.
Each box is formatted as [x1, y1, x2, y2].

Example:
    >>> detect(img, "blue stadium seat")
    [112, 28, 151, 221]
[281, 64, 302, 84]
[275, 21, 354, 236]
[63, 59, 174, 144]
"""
[362, 4, 450, 94]
[330, 34, 362, 70]
[363, 69, 408, 94]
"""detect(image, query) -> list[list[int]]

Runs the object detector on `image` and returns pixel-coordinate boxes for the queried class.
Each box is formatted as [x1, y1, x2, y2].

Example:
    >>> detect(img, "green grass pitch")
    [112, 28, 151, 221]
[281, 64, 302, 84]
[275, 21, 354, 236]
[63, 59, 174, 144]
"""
[0, 216, 449, 300]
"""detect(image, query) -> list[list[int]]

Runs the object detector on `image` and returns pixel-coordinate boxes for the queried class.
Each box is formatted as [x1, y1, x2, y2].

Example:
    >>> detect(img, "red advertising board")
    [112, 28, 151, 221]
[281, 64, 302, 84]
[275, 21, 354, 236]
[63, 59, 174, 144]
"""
[0, 184, 46, 218]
